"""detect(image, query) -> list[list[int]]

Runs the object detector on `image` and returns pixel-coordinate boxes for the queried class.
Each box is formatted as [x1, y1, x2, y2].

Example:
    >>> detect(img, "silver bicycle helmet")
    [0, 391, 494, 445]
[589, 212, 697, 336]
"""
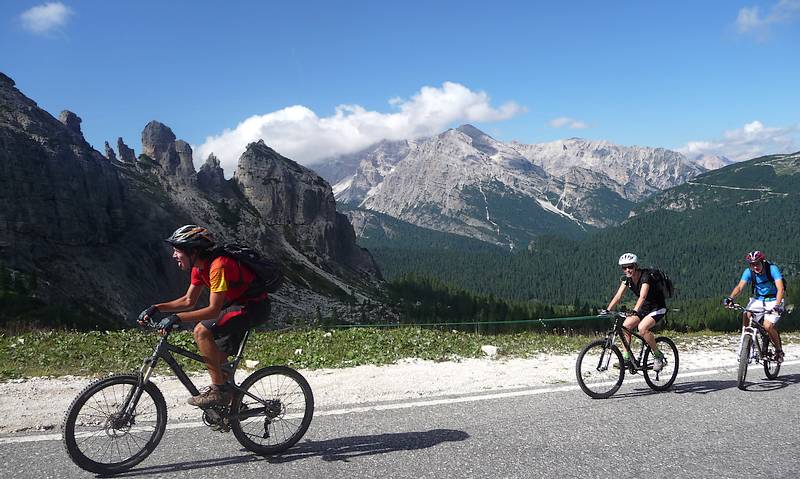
[165, 225, 215, 251]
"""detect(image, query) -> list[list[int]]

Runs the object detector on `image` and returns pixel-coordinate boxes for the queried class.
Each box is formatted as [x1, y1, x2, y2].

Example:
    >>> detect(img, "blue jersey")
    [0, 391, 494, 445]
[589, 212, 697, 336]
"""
[741, 264, 783, 298]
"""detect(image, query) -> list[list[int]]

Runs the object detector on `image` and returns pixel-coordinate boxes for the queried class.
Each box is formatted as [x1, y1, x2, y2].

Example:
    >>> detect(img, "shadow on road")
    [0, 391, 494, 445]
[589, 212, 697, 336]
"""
[267, 428, 470, 463]
[109, 428, 469, 476]
[673, 373, 800, 395]
[673, 379, 739, 394]
[607, 387, 660, 400]
[109, 455, 265, 478]
[740, 372, 800, 392]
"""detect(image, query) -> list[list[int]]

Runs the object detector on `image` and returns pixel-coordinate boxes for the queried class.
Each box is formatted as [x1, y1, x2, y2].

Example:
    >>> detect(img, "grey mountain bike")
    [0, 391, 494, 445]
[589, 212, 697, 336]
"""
[62, 320, 314, 475]
[727, 303, 781, 390]
[576, 311, 679, 399]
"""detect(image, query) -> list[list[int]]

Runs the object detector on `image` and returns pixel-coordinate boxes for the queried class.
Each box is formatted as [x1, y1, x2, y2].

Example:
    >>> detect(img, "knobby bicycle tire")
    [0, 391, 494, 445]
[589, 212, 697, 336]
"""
[62, 374, 167, 475]
[575, 339, 624, 399]
[230, 365, 314, 454]
[737, 335, 752, 390]
[761, 334, 781, 380]
[642, 337, 679, 391]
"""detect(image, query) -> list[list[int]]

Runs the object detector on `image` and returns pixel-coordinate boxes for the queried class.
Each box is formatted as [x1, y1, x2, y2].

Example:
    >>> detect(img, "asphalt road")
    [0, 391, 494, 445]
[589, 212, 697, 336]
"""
[2, 363, 799, 478]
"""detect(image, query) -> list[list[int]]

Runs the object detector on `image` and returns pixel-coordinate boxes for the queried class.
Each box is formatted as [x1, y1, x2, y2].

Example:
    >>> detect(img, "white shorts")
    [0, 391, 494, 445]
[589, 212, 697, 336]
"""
[745, 297, 783, 325]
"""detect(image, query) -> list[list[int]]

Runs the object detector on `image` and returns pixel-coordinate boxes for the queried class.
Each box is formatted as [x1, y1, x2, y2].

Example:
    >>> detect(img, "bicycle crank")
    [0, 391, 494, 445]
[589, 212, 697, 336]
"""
[202, 407, 231, 433]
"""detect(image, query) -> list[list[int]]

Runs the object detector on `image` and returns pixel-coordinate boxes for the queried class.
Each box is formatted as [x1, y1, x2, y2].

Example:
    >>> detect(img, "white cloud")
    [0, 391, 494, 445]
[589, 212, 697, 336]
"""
[20, 2, 73, 34]
[678, 121, 800, 162]
[736, 0, 800, 35]
[548, 116, 588, 129]
[194, 82, 524, 175]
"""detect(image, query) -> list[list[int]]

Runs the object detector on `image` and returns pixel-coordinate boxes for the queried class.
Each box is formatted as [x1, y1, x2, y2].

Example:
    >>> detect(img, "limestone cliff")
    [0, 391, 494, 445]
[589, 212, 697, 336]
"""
[0, 72, 383, 327]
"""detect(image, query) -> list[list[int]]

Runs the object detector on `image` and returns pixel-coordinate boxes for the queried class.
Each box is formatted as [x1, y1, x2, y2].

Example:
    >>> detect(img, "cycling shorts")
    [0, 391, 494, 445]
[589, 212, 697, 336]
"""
[745, 297, 783, 325]
[200, 300, 270, 356]
[642, 307, 667, 323]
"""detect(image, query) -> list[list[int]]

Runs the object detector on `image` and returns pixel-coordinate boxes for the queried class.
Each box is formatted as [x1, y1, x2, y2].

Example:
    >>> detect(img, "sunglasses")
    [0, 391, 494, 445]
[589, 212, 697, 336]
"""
[621, 264, 636, 270]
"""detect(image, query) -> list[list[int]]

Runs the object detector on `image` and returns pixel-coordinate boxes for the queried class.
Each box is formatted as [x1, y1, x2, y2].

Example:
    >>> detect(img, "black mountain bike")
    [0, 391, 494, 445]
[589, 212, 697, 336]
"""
[576, 311, 679, 399]
[62, 320, 314, 475]
[727, 303, 781, 390]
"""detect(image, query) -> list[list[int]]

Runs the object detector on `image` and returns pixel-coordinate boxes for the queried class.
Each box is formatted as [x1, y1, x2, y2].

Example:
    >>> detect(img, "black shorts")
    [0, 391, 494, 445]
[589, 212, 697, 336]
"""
[641, 307, 667, 324]
[200, 300, 270, 356]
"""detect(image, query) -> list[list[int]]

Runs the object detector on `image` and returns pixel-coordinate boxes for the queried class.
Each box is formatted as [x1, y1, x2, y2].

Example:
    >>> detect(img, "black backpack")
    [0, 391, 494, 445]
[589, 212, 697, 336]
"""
[641, 268, 674, 298]
[751, 261, 787, 296]
[210, 243, 284, 302]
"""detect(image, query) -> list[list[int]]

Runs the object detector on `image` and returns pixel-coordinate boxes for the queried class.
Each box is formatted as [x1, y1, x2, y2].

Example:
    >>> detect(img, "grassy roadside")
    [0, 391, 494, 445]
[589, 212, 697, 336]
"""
[1, 328, 796, 380]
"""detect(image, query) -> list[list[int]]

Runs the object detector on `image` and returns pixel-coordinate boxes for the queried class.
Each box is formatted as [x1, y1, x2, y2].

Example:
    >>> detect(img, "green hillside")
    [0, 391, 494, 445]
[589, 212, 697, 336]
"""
[361, 152, 800, 306]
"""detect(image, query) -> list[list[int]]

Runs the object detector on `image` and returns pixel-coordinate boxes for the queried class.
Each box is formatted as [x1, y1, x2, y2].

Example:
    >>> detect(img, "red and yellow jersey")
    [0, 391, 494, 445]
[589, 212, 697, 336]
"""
[191, 256, 258, 304]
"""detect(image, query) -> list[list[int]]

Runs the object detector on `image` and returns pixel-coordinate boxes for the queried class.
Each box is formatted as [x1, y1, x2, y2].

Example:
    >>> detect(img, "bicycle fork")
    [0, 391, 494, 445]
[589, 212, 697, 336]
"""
[738, 328, 758, 364]
[115, 350, 161, 427]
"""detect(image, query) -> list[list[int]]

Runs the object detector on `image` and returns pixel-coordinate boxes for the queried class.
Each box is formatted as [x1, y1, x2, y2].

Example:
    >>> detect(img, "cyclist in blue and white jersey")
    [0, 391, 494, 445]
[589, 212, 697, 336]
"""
[723, 250, 785, 363]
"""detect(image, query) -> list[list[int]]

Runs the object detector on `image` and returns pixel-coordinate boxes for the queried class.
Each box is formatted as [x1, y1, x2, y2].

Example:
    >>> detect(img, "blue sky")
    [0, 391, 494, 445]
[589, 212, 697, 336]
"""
[1, 1, 799, 175]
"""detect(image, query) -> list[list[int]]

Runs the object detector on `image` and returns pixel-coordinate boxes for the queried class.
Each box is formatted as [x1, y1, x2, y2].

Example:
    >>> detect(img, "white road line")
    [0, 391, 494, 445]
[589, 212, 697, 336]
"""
[4, 361, 797, 445]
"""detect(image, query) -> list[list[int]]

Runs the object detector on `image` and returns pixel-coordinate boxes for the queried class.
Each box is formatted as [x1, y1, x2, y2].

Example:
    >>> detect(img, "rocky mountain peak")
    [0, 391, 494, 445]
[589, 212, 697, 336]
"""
[141, 121, 176, 159]
[140, 121, 195, 179]
[0, 72, 15, 87]
[197, 153, 226, 193]
[319, 124, 713, 246]
[59, 110, 83, 136]
[1, 75, 126, 254]
[174, 139, 197, 177]
[236, 139, 288, 172]
[203, 152, 221, 169]
[117, 137, 136, 162]
[234, 139, 376, 271]
[104, 141, 117, 161]
[1, 72, 383, 323]
[455, 124, 490, 141]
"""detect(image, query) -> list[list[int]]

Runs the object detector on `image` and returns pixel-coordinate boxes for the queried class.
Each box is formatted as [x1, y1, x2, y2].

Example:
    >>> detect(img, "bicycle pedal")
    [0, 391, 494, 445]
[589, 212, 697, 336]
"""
[220, 416, 231, 432]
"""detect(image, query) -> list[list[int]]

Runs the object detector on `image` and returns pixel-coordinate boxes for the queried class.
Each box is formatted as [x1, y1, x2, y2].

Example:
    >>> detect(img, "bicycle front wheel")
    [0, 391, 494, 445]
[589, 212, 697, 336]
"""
[643, 337, 679, 391]
[576, 339, 624, 399]
[231, 365, 314, 454]
[62, 374, 167, 475]
[738, 335, 752, 390]
[761, 334, 781, 380]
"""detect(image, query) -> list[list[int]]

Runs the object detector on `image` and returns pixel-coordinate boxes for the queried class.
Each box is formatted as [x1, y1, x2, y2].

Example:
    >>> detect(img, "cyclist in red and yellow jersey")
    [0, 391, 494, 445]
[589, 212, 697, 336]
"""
[138, 225, 269, 407]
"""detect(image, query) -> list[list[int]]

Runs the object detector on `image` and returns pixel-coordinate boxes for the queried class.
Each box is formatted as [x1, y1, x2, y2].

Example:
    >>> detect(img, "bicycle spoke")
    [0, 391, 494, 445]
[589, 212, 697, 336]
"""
[232, 367, 313, 453]
[644, 337, 679, 391]
[64, 375, 166, 474]
[576, 339, 624, 399]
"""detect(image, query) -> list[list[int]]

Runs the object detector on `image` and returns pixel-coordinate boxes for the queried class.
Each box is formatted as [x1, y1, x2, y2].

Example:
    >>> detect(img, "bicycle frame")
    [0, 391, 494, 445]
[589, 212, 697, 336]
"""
[120, 329, 267, 424]
[602, 313, 651, 371]
[738, 310, 771, 364]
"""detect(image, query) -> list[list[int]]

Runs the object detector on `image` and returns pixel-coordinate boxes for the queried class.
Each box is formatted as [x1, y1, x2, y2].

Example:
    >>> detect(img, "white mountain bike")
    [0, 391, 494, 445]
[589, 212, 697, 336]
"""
[727, 303, 781, 390]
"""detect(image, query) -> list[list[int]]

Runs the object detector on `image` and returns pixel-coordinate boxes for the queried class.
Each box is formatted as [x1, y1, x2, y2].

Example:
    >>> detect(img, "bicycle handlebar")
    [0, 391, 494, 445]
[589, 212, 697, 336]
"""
[725, 303, 781, 314]
[597, 310, 628, 319]
[136, 316, 179, 334]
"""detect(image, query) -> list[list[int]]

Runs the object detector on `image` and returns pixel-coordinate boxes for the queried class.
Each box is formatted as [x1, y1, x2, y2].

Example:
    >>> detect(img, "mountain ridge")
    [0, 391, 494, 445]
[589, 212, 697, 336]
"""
[0, 72, 383, 327]
[358, 151, 800, 306]
[311, 124, 709, 248]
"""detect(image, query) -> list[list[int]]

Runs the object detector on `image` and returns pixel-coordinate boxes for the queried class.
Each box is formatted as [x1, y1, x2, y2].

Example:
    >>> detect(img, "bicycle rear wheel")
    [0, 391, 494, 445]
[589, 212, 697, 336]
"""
[761, 334, 781, 380]
[231, 365, 314, 454]
[737, 335, 752, 390]
[643, 337, 679, 391]
[62, 374, 167, 475]
[575, 339, 624, 399]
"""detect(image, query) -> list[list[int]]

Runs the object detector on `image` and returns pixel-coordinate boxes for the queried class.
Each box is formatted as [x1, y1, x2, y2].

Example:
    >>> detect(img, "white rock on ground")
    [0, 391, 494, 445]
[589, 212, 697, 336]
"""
[481, 345, 498, 357]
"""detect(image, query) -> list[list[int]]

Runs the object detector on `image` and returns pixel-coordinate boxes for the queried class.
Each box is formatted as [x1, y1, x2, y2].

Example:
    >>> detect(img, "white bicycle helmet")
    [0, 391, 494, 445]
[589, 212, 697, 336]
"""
[618, 253, 639, 265]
